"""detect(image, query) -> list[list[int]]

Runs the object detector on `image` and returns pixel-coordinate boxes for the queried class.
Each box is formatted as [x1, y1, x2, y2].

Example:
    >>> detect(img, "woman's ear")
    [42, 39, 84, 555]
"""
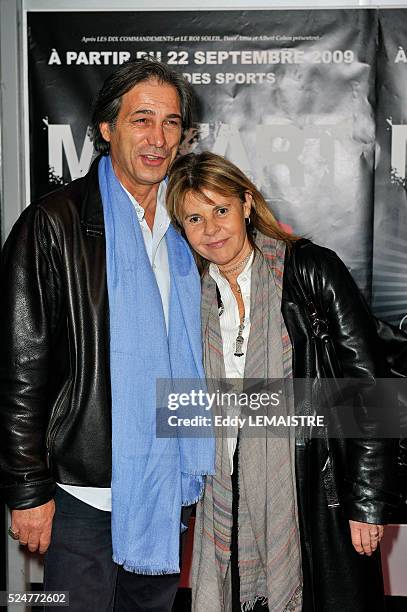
[243, 192, 253, 219]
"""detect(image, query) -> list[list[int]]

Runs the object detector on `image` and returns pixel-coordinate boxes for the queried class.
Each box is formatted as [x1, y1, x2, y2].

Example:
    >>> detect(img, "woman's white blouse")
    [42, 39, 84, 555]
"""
[209, 252, 254, 473]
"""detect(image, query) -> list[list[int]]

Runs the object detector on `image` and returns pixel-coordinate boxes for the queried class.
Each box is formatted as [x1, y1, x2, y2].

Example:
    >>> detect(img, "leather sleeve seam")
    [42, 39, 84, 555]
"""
[0, 479, 55, 488]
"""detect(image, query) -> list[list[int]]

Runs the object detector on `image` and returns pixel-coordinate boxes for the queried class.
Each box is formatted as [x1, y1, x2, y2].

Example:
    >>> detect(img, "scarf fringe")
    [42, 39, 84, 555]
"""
[114, 557, 179, 575]
[283, 584, 303, 612]
[182, 471, 211, 479]
[182, 491, 204, 506]
[241, 596, 268, 611]
[241, 583, 302, 612]
[181, 472, 206, 507]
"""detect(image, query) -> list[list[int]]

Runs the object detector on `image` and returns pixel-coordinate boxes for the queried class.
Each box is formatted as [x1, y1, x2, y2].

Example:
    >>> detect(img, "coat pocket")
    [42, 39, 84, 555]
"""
[45, 379, 72, 468]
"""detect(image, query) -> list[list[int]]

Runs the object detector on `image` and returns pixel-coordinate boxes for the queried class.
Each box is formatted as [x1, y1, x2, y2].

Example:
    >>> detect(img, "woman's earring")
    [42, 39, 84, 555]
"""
[245, 216, 251, 226]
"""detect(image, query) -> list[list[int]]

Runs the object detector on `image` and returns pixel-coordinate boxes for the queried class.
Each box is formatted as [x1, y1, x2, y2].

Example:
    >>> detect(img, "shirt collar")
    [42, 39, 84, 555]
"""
[121, 181, 169, 226]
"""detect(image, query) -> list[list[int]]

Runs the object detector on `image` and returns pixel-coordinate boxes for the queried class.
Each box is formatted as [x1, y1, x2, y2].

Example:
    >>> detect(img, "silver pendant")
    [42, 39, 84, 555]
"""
[234, 333, 244, 357]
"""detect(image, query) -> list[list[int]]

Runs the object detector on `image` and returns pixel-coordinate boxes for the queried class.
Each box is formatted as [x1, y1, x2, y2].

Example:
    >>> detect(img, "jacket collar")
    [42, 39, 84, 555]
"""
[80, 155, 105, 229]
[80, 154, 169, 235]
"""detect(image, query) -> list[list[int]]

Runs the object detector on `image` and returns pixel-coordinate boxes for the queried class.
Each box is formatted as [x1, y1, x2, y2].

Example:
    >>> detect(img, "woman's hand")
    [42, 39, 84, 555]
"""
[349, 520, 384, 556]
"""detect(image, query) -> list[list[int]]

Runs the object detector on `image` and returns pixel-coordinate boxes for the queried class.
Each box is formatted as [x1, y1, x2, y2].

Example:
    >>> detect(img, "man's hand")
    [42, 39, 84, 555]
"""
[11, 499, 55, 554]
[349, 520, 384, 556]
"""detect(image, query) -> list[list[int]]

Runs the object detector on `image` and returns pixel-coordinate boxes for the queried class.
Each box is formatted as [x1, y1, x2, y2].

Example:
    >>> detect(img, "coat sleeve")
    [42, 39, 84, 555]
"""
[315, 246, 400, 524]
[0, 205, 62, 509]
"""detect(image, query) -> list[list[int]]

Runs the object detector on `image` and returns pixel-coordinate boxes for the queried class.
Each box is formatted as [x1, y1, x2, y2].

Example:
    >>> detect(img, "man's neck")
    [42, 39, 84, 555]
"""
[111, 164, 162, 230]
[126, 184, 159, 231]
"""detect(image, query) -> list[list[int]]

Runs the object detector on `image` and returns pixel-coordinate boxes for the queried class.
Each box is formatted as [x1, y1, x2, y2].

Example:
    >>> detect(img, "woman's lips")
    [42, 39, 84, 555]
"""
[205, 239, 228, 249]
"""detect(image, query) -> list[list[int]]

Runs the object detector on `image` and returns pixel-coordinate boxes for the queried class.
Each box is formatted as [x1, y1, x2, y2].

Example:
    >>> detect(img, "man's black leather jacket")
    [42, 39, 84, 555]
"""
[0, 157, 398, 527]
[0, 157, 112, 509]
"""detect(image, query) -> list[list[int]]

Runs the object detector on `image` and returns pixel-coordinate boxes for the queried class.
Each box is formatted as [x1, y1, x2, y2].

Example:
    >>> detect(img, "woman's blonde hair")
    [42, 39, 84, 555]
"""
[166, 151, 298, 270]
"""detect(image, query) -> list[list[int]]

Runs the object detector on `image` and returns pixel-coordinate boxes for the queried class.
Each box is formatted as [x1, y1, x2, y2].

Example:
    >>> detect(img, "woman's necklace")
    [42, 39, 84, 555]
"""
[219, 249, 253, 295]
[218, 250, 253, 276]
[234, 315, 245, 357]
[217, 248, 253, 357]
[217, 288, 246, 357]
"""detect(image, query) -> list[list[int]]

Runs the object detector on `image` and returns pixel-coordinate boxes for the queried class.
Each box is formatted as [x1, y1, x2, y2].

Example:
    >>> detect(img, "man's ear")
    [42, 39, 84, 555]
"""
[99, 122, 112, 143]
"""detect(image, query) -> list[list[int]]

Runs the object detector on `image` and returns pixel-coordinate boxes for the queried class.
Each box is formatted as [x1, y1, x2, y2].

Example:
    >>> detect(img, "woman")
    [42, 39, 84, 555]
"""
[166, 151, 395, 612]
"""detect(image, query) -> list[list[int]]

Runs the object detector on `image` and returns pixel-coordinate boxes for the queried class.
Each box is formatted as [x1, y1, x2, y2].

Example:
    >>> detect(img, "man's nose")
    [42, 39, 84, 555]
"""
[147, 123, 165, 148]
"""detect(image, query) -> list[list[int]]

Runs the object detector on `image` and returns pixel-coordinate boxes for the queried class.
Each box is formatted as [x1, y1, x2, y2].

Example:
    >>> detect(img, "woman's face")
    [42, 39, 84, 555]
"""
[181, 188, 252, 267]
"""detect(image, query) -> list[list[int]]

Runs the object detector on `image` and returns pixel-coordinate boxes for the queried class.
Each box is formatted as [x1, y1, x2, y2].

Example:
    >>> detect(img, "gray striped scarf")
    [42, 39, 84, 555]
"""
[192, 233, 302, 612]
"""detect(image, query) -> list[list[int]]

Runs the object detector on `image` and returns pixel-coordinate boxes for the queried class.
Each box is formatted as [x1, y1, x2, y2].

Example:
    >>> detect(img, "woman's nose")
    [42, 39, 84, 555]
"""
[204, 218, 220, 235]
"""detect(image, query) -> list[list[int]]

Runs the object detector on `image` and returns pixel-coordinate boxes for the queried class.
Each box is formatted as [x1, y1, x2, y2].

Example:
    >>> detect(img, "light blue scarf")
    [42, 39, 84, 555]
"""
[99, 156, 214, 574]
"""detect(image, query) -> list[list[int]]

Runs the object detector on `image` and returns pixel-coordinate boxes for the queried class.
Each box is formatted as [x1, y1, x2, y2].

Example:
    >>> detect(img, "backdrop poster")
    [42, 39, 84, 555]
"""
[374, 9, 407, 328]
[28, 9, 376, 294]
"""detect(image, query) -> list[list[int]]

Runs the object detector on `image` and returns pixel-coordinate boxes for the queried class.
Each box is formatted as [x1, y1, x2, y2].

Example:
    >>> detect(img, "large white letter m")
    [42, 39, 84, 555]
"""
[47, 123, 94, 181]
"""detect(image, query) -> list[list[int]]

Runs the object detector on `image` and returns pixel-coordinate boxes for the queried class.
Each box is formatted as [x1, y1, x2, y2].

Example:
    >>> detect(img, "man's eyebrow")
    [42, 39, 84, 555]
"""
[130, 108, 155, 117]
[129, 109, 182, 121]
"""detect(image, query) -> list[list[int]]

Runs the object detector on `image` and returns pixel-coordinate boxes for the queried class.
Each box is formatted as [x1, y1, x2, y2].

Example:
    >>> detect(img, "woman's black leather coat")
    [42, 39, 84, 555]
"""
[282, 239, 399, 611]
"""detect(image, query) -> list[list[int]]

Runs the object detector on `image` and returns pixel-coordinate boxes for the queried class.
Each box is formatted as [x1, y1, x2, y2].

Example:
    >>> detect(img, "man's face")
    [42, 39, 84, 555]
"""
[99, 78, 182, 193]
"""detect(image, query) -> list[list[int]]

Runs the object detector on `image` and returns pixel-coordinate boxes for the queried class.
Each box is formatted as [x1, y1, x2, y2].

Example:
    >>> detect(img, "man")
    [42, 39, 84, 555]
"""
[0, 59, 214, 611]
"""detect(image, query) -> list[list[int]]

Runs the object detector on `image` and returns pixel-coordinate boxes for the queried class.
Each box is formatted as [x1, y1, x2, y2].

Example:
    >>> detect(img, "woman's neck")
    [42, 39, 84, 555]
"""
[218, 243, 253, 287]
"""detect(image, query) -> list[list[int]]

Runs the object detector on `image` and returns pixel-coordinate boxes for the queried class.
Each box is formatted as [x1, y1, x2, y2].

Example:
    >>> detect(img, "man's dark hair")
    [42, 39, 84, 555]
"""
[90, 58, 194, 155]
